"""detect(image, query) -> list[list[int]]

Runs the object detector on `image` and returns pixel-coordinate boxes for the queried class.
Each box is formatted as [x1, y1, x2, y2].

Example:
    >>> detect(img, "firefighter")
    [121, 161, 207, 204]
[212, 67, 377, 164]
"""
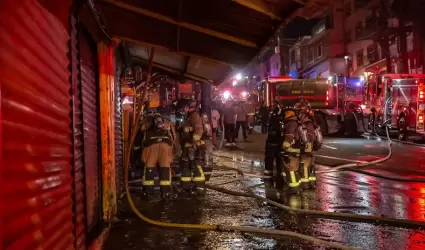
[200, 113, 213, 181]
[264, 104, 284, 188]
[298, 104, 317, 189]
[178, 100, 206, 190]
[140, 113, 174, 199]
[281, 107, 302, 194]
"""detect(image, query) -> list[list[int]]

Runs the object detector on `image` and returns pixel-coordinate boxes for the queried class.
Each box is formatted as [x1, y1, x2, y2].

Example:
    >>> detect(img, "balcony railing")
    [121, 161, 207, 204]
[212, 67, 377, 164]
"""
[356, 17, 398, 40]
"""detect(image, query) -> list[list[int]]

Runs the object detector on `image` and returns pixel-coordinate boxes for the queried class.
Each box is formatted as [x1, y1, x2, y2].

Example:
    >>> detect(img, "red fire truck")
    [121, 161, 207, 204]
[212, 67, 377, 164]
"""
[363, 74, 425, 141]
[260, 76, 365, 135]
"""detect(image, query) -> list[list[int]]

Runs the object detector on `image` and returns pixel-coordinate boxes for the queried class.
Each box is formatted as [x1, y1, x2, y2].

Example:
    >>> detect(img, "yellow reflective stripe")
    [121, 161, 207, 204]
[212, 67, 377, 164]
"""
[287, 147, 301, 153]
[289, 171, 300, 187]
[264, 170, 272, 174]
[304, 166, 309, 179]
[309, 176, 317, 181]
[193, 134, 202, 141]
[142, 180, 154, 186]
[281, 172, 287, 177]
[160, 180, 171, 186]
[133, 146, 140, 150]
[184, 143, 193, 147]
[300, 178, 309, 183]
[192, 165, 205, 182]
[181, 177, 191, 182]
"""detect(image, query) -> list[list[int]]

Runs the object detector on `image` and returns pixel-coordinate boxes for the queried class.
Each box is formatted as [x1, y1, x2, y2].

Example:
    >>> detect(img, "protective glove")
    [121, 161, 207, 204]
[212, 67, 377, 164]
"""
[282, 141, 291, 150]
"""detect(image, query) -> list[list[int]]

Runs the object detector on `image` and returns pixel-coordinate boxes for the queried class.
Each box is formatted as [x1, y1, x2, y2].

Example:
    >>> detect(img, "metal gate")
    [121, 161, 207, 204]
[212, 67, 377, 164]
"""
[79, 29, 101, 232]
[70, 15, 87, 250]
[114, 48, 124, 199]
[1, 0, 74, 249]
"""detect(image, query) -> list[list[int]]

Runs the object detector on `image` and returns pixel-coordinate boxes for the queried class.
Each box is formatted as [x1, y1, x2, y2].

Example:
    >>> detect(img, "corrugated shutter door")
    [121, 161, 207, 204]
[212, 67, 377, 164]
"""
[1, 0, 74, 249]
[70, 16, 87, 250]
[79, 30, 101, 231]
[114, 50, 123, 198]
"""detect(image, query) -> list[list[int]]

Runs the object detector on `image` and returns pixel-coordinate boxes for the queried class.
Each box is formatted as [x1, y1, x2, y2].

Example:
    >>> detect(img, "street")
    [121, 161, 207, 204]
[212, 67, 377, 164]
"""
[105, 132, 425, 250]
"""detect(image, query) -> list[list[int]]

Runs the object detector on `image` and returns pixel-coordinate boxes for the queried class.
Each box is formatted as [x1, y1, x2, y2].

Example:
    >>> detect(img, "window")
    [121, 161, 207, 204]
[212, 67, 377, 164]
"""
[366, 44, 376, 63]
[356, 49, 364, 67]
[317, 44, 323, 58]
[308, 47, 314, 62]
[344, 1, 352, 17]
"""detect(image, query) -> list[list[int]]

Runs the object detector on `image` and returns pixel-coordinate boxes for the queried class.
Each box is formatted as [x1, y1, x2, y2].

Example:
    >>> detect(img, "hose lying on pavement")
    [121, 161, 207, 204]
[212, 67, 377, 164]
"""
[123, 103, 354, 250]
[209, 162, 425, 229]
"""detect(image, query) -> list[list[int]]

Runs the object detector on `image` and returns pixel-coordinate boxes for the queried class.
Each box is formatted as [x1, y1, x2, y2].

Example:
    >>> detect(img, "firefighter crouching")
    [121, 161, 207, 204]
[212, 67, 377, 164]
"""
[281, 108, 302, 194]
[179, 100, 206, 190]
[264, 104, 284, 188]
[140, 113, 175, 199]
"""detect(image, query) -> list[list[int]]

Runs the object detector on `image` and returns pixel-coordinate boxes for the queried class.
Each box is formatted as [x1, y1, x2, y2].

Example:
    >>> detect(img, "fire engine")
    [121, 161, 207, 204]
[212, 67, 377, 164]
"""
[260, 76, 365, 135]
[363, 74, 425, 141]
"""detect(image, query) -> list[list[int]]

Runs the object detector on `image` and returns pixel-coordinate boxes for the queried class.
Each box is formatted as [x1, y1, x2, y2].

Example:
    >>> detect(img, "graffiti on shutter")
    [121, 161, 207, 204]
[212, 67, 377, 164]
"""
[1, 0, 74, 249]
[70, 15, 87, 250]
[79, 31, 101, 231]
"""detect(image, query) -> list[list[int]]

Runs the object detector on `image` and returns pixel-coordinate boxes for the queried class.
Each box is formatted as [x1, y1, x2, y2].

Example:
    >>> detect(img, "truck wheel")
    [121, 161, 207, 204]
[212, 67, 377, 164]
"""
[315, 114, 328, 136]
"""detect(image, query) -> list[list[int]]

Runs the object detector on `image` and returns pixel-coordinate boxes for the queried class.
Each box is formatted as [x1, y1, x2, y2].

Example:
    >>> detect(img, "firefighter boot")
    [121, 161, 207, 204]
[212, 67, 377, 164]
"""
[180, 160, 192, 191]
[191, 160, 206, 189]
[159, 167, 172, 199]
[142, 167, 156, 200]
[287, 170, 301, 195]
[309, 164, 317, 189]
[299, 162, 310, 190]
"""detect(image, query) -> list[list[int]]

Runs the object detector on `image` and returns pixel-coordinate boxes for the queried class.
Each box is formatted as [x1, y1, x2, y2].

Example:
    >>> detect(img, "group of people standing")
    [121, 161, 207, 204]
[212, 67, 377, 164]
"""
[211, 100, 256, 147]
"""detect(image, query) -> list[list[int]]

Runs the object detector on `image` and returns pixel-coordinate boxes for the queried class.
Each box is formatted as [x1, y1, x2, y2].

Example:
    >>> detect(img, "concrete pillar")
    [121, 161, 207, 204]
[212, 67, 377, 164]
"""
[200, 82, 211, 119]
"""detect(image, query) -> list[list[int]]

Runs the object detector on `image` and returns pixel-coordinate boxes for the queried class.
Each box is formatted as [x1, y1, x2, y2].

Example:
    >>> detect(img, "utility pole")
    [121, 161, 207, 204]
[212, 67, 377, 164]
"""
[378, 0, 393, 73]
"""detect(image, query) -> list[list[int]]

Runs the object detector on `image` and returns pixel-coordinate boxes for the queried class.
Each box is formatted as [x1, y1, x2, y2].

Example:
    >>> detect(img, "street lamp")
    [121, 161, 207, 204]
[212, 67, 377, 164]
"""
[344, 55, 350, 77]
[235, 73, 242, 80]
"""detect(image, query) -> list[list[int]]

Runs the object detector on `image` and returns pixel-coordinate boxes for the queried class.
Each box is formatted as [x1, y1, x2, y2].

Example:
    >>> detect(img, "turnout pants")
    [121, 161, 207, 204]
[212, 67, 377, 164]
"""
[264, 143, 284, 187]
[283, 148, 301, 194]
[180, 143, 206, 189]
[142, 143, 173, 194]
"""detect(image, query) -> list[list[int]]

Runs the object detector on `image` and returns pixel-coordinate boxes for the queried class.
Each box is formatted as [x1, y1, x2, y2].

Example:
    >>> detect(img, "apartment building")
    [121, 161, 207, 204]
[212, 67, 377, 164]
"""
[344, 0, 422, 76]
[287, 1, 347, 79]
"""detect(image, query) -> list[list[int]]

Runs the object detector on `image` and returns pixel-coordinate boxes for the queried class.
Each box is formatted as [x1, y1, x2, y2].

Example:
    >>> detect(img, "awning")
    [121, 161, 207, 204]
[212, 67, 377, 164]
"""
[364, 59, 388, 73]
[85, 0, 332, 84]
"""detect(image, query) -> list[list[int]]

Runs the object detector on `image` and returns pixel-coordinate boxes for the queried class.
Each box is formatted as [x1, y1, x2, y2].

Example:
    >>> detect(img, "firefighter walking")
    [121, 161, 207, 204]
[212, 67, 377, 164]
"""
[140, 113, 175, 199]
[281, 107, 302, 194]
[178, 100, 206, 190]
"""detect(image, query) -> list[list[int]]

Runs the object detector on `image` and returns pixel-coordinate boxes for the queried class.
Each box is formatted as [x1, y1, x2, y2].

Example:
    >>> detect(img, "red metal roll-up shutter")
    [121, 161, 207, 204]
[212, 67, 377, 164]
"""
[114, 51, 124, 198]
[1, 0, 74, 249]
[79, 29, 101, 232]
[70, 15, 87, 250]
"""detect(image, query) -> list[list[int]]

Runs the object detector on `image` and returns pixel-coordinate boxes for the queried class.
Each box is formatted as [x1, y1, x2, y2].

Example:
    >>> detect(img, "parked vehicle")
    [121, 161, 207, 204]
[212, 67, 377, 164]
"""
[362, 74, 425, 141]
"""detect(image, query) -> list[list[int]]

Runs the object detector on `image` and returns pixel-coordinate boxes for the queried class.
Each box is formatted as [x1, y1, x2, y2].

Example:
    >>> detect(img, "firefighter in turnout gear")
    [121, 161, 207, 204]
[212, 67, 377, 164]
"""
[178, 100, 206, 190]
[140, 113, 175, 199]
[264, 104, 285, 188]
[298, 104, 317, 189]
[281, 107, 302, 194]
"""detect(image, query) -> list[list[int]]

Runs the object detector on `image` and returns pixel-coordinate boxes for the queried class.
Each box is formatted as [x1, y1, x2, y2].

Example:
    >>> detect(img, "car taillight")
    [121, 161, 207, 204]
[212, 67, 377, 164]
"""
[419, 115, 424, 121]
[420, 91, 424, 99]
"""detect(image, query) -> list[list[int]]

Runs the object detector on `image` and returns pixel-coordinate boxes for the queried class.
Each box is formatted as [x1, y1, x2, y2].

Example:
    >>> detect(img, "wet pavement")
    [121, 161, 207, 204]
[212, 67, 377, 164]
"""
[105, 132, 425, 250]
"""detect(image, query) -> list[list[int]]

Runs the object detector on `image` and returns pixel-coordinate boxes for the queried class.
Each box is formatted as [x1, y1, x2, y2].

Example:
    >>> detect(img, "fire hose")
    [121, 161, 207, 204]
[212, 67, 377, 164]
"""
[123, 105, 356, 250]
